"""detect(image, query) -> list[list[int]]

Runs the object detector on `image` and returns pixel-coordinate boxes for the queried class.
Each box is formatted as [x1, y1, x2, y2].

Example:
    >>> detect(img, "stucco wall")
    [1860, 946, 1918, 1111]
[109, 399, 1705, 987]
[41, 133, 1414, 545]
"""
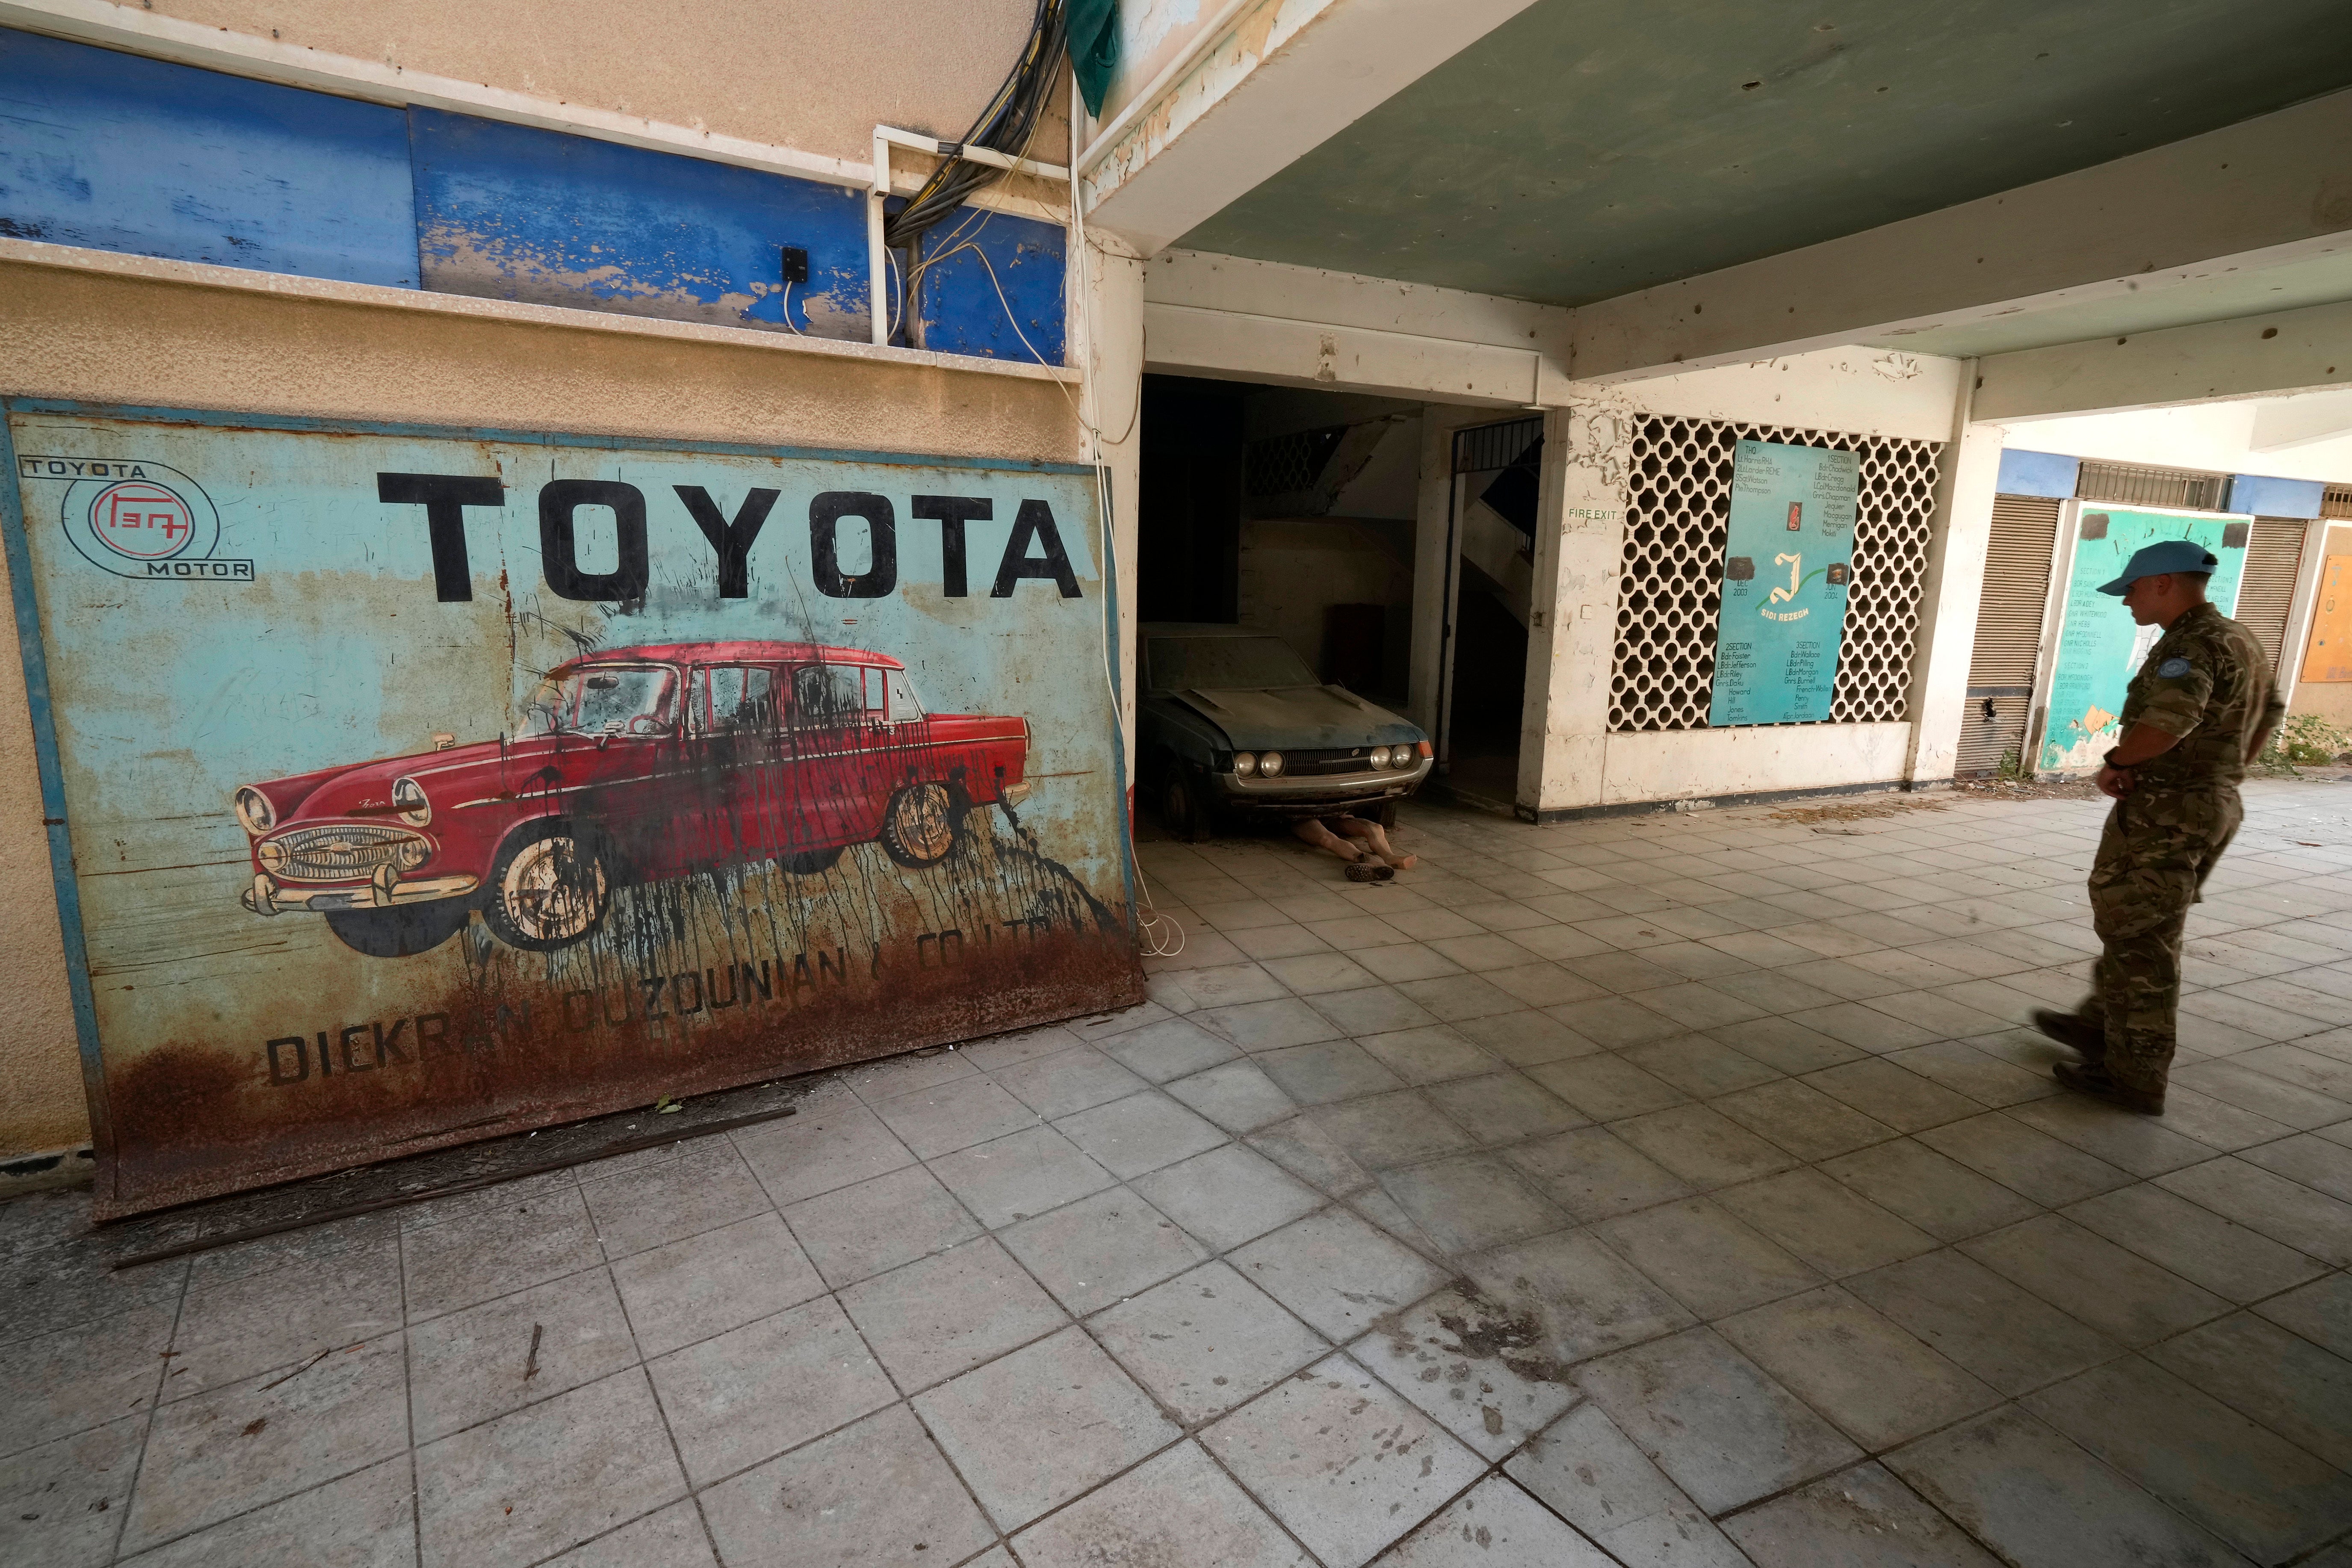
[1237, 518, 1414, 699]
[2290, 522, 2352, 729]
[0, 256, 1084, 1162]
[135, 0, 1066, 166]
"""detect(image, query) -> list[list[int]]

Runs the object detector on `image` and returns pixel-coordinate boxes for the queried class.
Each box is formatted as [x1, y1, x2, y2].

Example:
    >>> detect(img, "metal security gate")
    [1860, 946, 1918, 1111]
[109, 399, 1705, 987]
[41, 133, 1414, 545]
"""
[1956, 494, 2062, 776]
[2239, 517, 2310, 671]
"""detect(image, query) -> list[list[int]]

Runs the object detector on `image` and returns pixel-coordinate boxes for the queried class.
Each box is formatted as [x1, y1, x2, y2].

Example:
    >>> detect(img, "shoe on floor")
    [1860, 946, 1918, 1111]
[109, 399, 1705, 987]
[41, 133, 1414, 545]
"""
[2053, 1059, 2163, 1115]
[2032, 1008, 2107, 1061]
[1344, 860, 1395, 883]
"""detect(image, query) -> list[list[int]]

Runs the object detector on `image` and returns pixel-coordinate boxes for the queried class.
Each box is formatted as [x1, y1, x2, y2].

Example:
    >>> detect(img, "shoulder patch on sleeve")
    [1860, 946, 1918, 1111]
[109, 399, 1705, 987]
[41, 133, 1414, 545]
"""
[2156, 656, 2194, 678]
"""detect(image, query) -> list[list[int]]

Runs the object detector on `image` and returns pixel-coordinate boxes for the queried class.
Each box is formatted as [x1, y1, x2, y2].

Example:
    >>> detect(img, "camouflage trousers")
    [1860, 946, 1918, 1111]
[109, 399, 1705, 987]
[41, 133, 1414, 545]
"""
[2080, 784, 2243, 1095]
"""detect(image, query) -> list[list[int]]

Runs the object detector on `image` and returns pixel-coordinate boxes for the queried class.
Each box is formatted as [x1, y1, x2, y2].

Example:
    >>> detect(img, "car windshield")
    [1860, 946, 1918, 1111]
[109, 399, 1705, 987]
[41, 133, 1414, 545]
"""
[529, 665, 677, 735]
[1149, 635, 1316, 691]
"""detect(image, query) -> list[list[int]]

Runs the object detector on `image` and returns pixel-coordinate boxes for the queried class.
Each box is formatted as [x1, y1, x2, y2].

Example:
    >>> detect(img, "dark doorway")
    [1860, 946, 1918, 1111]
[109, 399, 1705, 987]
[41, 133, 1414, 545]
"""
[1444, 559, 1528, 808]
[1138, 376, 1246, 623]
[1439, 417, 1540, 811]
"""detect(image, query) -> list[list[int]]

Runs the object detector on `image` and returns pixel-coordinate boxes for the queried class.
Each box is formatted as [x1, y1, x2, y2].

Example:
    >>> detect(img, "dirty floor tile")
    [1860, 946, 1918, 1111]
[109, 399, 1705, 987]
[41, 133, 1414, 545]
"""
[413, 1367, 685, 1568]
[697, 1403, 994, 1568]
[1717, 1286, 2001, 1450]
[834, 1236, 1066, 1393]
[1009, 1440, 1309, 1568]
[1887, 1406, 2242, 1568]
[914, 1326, 1179, 1532]
[1200, 1353, 1486, 1568]
[1720, 1460, 2002, 1568]
[1350, 1282, 1581, 1459]
[1575, 1327, 1862, 1515]
[1227, 1208, 1452, 1341]
[1090, 1261, 1329, 1424]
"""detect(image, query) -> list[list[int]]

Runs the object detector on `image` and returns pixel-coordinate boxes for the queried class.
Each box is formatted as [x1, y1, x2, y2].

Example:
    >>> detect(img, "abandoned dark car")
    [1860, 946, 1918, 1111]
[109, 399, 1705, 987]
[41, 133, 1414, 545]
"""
[1138, 623, 1430, 839]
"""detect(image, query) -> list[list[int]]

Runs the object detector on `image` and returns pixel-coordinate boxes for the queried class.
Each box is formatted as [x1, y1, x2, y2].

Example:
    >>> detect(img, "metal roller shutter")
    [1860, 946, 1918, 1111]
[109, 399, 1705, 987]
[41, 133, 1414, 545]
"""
[1956, 494, 2062, 776]
[2237, 518, 2308, 672]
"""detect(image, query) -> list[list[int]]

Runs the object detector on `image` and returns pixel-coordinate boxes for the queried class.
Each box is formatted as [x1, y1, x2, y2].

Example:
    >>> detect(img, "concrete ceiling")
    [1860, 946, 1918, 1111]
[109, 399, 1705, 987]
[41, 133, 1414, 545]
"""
[1173, 0, 2352, 308]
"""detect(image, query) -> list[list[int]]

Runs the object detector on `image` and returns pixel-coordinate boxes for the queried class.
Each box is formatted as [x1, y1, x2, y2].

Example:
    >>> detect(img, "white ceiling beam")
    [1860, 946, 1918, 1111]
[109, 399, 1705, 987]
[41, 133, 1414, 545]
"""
[1079, 0, 1542, 257]
[1146, 250, 1574, 355]
[1974, 297, 2352, 422]
[1143, 301, 1542, 406]
[1569, 89, 2352, 384]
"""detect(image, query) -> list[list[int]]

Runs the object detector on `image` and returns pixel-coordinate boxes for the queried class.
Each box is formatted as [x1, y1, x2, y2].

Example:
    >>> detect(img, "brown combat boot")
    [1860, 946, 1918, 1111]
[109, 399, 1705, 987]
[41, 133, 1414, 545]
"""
[2031, 1009, 2106, 1062]
[2053, 1060, 2164, 1115]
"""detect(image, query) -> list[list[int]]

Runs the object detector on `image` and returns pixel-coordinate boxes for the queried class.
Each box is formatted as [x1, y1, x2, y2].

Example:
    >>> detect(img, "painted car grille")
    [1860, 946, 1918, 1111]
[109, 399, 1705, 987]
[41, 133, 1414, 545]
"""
[265, 823, 426, 882]
[1278, 747, 1398, 777]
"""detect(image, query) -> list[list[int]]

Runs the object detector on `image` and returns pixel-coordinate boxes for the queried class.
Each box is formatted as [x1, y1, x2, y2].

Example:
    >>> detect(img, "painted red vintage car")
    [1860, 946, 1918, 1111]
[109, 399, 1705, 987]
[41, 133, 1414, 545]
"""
[232, 641, 1033, 956]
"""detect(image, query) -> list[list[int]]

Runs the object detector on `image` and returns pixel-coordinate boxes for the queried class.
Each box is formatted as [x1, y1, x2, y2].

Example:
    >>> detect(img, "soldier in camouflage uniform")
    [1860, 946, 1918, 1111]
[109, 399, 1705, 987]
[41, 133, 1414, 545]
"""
[2033, 540, 2284, 1114]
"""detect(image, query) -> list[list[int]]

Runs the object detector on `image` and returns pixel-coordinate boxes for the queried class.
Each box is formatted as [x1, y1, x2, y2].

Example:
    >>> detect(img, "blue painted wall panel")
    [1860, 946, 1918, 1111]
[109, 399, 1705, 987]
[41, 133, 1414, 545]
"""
[0, 27, 417, 285]
[915, 209, 1068, 364]
[2227, 473, 2325, 520]
[408, 108, 875, 340]
[1995, 448, 2080, 499]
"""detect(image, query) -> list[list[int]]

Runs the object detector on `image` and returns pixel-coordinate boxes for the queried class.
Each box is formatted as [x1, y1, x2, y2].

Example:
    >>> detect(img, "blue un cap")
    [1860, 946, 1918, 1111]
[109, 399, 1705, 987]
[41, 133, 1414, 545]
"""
[2098, 539, 2220, 595]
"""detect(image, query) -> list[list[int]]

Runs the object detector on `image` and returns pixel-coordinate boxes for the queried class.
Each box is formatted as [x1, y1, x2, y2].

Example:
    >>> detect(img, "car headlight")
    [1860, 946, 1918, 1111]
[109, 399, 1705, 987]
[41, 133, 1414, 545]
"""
[1259, 751, 1285, 778]
[394, 837, 430, 871]
[392, 776, 431, 827]
[233, 786, 275, 836]
[1368, 746, 1391, 770]
[1393, 748, 1415, 769]
[1233, 753, 1258, 777]
[256, 839, 285, 872]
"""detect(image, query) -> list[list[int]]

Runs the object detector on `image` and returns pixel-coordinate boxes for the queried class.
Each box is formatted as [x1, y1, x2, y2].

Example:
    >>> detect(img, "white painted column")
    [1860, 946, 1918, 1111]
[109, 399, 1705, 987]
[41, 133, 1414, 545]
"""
[1079, 232, 1147, 781]
[1519, 402, 1634, 815]
[1407, 405, 1489, 738]
[1904, 400, 2007, 785]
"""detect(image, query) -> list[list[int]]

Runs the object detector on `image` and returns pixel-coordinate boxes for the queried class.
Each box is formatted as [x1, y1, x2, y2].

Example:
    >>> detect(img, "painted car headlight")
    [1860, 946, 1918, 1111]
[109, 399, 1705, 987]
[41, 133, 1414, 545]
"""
[392, 776, 431, 827]
[1259, 751, 1285, 778]
[1368, 746, 1392, 770]
[233, 786, 275, 836]
[394, 837, 431, 872]
[256, 839, 286, 873]
[1233, 753, 1258, 777]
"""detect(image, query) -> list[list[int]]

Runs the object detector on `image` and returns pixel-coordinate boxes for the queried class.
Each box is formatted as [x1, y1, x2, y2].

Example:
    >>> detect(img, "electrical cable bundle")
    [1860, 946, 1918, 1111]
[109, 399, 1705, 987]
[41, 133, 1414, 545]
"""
[883, 0, 1071, 252]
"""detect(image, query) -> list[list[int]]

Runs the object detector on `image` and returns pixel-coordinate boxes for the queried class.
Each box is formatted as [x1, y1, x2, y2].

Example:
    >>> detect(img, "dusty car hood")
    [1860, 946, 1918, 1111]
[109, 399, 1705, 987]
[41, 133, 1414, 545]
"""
[1170, 685, 1422, 751]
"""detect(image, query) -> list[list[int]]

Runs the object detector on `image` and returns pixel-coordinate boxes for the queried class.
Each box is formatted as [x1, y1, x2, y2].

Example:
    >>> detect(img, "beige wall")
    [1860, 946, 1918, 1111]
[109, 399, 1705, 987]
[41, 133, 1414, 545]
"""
[0, 257, 1083, 1161]
[141, 0, 1068, 165]
[2292, 523, 2352, 730]
[1238, 518, 1414, 698]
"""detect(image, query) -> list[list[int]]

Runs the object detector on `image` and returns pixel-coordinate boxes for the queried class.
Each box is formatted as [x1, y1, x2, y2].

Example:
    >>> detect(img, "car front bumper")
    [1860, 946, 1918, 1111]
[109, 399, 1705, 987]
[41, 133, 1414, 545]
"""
[242, 870, 481, 915]
[1209, 759, 1430, 816]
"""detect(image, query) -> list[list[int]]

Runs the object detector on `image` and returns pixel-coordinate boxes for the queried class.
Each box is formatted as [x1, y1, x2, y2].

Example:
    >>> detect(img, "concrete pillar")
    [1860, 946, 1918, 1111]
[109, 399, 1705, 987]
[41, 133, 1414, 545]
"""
[1407, 404, 1492, 739]
[1079, 232, 1146, 780]
[1518, 402, 1634, 815]
[1905, 396, 2007, 785]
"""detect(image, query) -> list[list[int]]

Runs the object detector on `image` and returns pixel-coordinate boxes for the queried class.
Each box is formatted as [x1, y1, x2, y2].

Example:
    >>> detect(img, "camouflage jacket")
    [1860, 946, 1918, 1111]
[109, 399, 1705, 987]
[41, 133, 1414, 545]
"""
[2119, 601, 2284, 789]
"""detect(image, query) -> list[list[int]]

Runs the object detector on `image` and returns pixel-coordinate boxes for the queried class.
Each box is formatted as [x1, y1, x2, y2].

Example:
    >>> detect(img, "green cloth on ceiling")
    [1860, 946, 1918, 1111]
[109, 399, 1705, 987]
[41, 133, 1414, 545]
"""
[1069, 0, 1120, 117]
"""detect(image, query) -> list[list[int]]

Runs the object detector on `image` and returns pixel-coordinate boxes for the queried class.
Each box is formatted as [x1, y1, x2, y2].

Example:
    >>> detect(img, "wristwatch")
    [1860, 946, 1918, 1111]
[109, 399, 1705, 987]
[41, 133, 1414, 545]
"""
[2103, 748, 2132, 771]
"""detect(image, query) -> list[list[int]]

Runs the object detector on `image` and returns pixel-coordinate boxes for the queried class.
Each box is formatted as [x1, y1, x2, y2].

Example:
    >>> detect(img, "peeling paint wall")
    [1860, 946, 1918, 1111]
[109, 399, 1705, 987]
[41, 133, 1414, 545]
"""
[137, 0, 1069, 167]
[0, 257, 1086, 1165]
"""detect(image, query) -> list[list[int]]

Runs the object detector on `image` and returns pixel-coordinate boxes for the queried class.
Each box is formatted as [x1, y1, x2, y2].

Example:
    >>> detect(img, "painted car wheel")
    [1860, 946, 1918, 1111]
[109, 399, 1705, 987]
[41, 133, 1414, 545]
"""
[881, 783, 958, 868]
[483, 822, 612, 950]
[323, 899, 471, 958]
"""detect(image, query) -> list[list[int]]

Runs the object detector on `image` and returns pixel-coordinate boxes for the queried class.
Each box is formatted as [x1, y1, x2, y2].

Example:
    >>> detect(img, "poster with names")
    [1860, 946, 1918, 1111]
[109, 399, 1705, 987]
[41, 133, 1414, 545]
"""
[1709, 440, 1860, 726]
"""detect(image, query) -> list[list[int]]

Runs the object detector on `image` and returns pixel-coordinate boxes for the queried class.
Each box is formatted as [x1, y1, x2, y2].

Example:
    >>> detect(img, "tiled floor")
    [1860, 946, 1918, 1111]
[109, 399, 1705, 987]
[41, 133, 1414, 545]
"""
[10, 783, 2352, 1567]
